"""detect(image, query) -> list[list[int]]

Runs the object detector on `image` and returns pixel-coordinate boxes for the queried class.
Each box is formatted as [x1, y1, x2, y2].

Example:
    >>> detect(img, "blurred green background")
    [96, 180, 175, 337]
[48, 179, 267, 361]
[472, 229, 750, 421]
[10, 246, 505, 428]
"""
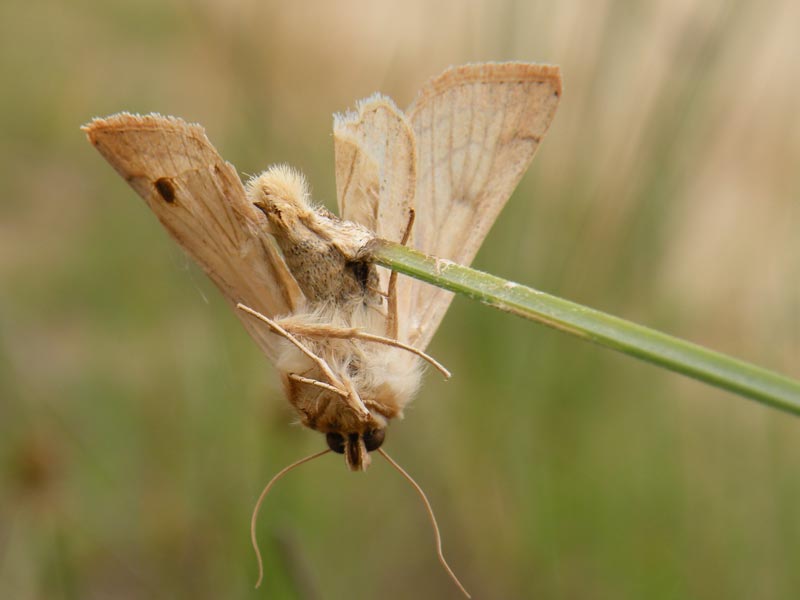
[1, 0, 798, 598]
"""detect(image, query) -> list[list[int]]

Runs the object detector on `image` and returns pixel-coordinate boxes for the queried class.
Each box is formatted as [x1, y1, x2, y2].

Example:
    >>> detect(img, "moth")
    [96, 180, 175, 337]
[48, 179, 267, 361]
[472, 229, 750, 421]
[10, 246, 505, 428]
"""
[84, 62, 561, 593]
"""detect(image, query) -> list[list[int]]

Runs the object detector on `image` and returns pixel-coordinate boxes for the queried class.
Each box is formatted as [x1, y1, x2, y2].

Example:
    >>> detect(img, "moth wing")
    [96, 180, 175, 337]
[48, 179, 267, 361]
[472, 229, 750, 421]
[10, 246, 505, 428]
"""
[334, 94, 416, 243]
[404, 62, 562, 349]
[83, 113, 304, 361]
[334, 95, 417, 336]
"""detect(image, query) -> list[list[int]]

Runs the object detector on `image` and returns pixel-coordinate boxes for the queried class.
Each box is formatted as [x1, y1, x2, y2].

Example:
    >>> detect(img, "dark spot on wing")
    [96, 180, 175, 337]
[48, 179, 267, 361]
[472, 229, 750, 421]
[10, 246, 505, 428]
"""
[154, 178, 176, 203]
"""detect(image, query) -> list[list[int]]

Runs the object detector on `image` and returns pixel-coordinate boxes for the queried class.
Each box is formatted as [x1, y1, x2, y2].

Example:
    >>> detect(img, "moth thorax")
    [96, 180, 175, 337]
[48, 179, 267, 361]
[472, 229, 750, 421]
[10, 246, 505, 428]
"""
[245, 166, 381, 306]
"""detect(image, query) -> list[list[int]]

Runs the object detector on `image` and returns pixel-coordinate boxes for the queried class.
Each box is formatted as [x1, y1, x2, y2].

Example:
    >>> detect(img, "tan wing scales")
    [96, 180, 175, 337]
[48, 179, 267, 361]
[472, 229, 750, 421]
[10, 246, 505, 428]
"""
[404, 62, 562, 349]
[83, 113, 304, 361]
[334, 94, 417, 242]
[334, 96, 418, 340]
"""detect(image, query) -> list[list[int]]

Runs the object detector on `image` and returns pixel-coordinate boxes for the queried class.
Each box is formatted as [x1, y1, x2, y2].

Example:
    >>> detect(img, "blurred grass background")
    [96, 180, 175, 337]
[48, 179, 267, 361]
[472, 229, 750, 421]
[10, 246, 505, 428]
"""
[1, 0, 798, 598]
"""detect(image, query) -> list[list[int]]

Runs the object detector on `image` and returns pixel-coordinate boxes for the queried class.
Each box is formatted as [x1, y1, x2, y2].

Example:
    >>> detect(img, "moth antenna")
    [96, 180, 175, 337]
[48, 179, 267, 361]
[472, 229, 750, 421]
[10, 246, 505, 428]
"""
[236, 303, 346, 393]
[251, 449, 331, 588]
[378, 448, 471, 599]
[386, 208, 416, 340]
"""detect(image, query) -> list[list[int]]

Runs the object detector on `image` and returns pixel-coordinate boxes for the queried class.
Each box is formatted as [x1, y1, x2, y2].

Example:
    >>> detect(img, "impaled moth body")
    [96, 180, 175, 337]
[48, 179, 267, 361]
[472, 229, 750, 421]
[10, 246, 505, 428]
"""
[83, 62, 561, 469]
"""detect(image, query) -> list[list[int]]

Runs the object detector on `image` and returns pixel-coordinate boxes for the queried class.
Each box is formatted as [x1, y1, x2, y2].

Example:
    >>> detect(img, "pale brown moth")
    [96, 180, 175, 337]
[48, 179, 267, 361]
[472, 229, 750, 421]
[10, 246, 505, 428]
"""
[83, 62, 561, 596]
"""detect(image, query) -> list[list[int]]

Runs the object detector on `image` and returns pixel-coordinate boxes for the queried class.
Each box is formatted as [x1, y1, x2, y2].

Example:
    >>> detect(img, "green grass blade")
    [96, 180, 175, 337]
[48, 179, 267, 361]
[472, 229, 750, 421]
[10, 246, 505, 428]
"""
[369, 240, 800, 416]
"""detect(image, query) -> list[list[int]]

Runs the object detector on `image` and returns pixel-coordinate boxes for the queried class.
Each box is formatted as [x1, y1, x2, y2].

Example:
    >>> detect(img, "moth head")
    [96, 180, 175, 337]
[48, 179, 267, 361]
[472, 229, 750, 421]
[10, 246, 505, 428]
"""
[325, 429, 386, 471]
[246, 165, 312, 236]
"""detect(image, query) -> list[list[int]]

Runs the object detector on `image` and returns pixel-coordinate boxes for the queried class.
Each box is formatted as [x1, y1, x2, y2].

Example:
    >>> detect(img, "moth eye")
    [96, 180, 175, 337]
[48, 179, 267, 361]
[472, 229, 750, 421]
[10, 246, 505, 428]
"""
[362, 428, 386, 452]
[325, 432, 345, 454]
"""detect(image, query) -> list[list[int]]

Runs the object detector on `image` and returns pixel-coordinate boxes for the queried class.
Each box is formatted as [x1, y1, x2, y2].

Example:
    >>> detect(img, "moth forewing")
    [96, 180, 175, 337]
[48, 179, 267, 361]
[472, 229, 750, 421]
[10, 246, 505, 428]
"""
[82, 114, 303, 362]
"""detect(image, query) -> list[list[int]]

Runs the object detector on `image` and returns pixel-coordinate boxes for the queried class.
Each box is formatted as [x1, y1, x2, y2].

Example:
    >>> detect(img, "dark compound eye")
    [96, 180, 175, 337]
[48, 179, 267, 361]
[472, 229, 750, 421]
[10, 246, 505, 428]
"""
[362, 428, 386, 452]
[326, 432, 345, 454]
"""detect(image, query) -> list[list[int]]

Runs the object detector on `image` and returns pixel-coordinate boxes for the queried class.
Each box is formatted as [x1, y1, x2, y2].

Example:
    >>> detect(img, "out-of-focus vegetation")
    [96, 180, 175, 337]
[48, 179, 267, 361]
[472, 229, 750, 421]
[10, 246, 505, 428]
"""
[1, 0, 798, 598]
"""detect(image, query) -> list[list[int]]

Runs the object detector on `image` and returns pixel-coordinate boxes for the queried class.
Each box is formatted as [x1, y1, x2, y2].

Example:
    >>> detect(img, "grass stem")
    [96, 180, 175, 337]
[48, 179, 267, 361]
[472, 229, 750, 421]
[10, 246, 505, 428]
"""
[369, 240, 800, 416]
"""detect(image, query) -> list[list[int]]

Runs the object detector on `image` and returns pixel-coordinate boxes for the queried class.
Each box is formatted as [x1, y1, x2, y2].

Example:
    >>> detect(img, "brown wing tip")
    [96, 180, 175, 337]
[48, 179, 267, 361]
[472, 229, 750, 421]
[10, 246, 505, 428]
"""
[409, 62, 563, 110]
[81, 112, 209, 144]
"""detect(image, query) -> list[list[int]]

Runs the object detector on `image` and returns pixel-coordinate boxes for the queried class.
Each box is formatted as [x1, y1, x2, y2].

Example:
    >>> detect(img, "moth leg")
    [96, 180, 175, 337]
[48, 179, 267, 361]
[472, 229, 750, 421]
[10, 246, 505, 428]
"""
[386, 208, 415, 340]
[288, 373, 348, 397]
[237, 304, 370, 417]
[363, 396, 402, 419]
[340, 377, 370, 417]
[236, 303, 347, 394]
[367, 285, 390, 298]
[283, 320, 450, 380]
[291, 373, 369, 419]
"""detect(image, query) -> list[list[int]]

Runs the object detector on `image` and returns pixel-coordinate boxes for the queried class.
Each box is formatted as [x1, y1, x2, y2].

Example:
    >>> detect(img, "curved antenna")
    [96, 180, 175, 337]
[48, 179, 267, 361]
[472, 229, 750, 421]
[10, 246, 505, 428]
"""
[251, 449, 331, 588]
[378, 448, 471, 598]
